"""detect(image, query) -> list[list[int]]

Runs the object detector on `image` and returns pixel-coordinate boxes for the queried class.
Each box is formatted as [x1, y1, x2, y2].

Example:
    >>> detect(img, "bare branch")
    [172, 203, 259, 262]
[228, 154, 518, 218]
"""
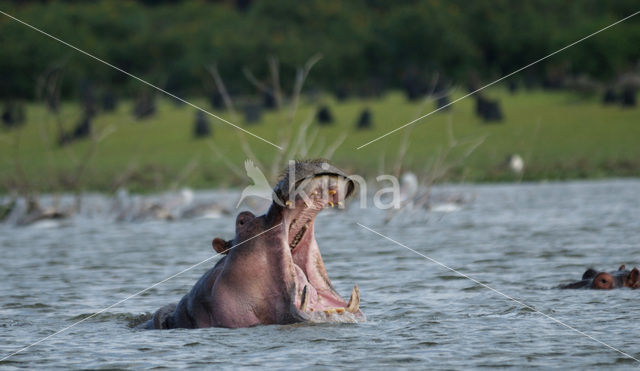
[207, 141, 246, 179]
[285, 114, 314, 161]
[207, 63, 238, 121]
[287, 53, 322, 123]
[321, 132, 347, 159]
[393, 127, 413, 178]
[243, 67, 271, 94]
[69, 124, 116, 210]
[11, 127, 35, 201]
[169, 155, 200, 191]
[378, 148, 387, 176]
[306, 131, 323, 158]
[110, 159, 140, 193]
[209, 62, 266, 174]
[268, 56, 283, 109]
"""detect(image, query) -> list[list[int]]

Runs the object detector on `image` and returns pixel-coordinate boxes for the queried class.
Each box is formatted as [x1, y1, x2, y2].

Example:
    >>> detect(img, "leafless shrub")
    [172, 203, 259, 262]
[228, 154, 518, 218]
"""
[62, 124, 116, 210]
[35, 63, 66, 142]
[382, 92, 486, 224]
[3, 63, 116, 223]
[207, 63, 239, 121]
[208, 54, 345, 184]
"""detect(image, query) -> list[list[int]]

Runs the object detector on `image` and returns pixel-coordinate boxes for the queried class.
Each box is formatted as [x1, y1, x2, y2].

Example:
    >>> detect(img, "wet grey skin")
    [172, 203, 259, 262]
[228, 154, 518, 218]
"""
[141, 160, 364, 329]
[560, 265, 640, 290]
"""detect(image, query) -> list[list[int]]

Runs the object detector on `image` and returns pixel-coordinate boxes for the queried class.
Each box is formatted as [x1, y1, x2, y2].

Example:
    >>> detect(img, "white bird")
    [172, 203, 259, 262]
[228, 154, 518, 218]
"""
[236, 160, 273, 208]
[508, 154, 524, 174]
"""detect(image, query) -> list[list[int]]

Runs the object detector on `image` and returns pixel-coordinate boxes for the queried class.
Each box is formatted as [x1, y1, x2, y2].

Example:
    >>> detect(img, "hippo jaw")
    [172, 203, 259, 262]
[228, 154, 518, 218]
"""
[142, 161, 364, 329]
[214, 169, 363, 327]
[279, 173, 364, 322]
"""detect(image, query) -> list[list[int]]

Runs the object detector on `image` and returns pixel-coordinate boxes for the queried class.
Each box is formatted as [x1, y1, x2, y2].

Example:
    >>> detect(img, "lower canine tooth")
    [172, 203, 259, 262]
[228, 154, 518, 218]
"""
[346, 284, 360, 313]
[300, 285, 309, 311]
[335, 307, 345, 314]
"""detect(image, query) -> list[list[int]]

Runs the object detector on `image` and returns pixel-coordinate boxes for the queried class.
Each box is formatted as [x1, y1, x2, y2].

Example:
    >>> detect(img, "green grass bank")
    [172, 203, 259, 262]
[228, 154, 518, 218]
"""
[2, 89, 639, 194]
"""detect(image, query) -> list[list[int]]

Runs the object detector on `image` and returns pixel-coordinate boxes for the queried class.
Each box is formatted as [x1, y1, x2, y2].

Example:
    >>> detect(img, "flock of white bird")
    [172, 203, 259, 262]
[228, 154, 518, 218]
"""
[1, 154, 524, 227]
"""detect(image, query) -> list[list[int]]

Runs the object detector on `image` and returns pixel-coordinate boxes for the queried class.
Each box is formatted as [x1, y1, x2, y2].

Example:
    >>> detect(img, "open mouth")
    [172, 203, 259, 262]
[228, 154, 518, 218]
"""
[282, 174, 363, 321]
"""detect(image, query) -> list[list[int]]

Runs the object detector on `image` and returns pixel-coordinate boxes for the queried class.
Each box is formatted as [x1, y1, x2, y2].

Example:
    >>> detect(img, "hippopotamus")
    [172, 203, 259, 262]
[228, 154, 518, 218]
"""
[141, 160, 364, 329]
[560, 265, 640, 289]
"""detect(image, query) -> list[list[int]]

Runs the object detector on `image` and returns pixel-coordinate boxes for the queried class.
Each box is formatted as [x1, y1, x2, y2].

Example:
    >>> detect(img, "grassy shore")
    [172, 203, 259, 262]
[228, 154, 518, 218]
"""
[2, 88, 639, 193]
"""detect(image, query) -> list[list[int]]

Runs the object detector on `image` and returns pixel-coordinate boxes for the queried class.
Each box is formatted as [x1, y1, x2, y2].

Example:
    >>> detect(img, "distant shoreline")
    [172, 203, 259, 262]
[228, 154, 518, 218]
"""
[2, 90, 639, 194]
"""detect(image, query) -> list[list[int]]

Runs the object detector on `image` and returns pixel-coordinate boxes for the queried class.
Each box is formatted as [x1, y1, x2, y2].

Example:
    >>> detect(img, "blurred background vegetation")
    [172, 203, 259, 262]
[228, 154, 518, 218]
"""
[1, 0, 639, 99]
[1, 0, 639, 194]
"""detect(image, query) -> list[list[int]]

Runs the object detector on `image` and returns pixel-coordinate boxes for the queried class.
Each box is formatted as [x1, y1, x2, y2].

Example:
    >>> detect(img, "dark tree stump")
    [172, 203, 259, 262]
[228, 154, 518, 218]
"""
[101, 90, 118, 112]
[621, 88, 636, 107]
[80, 80, 97, 118]
[1, 102, 25, 128]
[193, 111, 212, 138]
[356, 108, 372, 130]
[209, 91, 224, 110]
[243, 104, 262, 124]
[263, 91, 276, 110]
[475, 96, 503, 123]
[436, 95, 451, 111]
[133, 93, 156, 120]
[59, 115, 92, 146]
[316, 105, 333, 125]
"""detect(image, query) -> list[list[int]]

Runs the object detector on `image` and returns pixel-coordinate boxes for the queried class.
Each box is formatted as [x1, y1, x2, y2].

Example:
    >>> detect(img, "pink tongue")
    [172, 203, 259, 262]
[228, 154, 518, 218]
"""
[294, 264, 349, 310]
[316, 291, 348, 308]
[294, 264, 350, 310]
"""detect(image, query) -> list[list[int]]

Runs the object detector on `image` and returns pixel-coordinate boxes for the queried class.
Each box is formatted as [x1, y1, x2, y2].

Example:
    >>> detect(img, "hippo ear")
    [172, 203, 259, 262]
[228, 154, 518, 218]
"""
[582, 268, 598, 280]
[212, 238, 231, 254]
[236, 211, 255, 228]
[626, 267, 639, 288]
[618, 264, 626, 271]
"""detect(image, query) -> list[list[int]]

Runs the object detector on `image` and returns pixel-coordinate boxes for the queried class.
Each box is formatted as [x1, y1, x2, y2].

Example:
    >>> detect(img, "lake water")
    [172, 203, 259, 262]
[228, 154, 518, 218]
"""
[1, 179, 639, 369]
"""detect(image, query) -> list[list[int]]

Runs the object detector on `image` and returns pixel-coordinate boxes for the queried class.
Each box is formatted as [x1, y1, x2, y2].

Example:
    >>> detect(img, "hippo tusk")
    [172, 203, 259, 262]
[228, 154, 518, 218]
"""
[300, 285, 309, 311]
[346, 284, 360, 313]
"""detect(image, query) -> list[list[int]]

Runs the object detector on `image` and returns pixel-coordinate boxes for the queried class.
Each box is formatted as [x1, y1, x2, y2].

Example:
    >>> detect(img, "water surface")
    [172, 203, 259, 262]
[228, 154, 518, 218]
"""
[1, 180, 639, 369]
